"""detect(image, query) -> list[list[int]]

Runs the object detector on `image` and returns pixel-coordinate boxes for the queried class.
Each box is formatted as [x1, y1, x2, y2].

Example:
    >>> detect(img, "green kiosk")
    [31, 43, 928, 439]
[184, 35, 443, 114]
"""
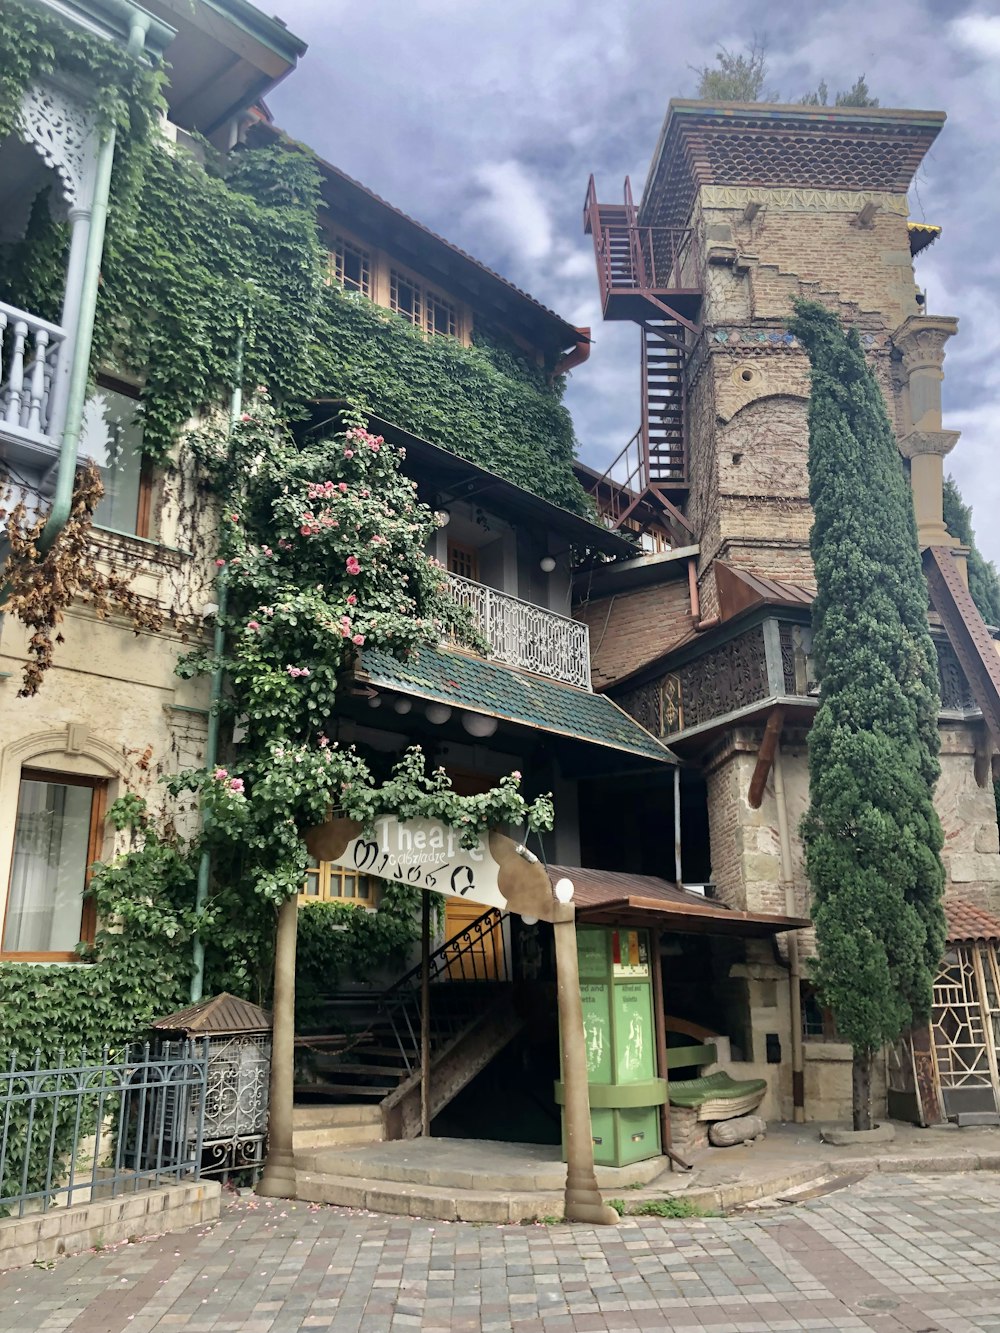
[554, 924, 667, 1166]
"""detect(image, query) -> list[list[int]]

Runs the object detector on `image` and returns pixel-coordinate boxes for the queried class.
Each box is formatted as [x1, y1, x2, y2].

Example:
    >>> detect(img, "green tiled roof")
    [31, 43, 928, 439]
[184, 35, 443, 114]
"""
[359, 645, 674, 764]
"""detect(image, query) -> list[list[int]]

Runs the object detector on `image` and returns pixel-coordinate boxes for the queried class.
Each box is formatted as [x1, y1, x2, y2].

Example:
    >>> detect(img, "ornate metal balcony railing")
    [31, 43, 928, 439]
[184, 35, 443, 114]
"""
[446, 572, 591, 689]
[0, 301, 66, 457]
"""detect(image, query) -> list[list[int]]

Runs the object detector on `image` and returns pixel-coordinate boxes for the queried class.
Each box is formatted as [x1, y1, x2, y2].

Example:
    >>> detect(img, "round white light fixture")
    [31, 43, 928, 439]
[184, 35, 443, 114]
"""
[434, 509, 451, 528]
[393, 698, 412, 715]
[367, 695, 382, 709]
[520, 915, 538, 927]
[554, 876, 575, 904]
[461, 711, 498, 738]
[539, 555, 557, 573]
[425, 703, 452, 725]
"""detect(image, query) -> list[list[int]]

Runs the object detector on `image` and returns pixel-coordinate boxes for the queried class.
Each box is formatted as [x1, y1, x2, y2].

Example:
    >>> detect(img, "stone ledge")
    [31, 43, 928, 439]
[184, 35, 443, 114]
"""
[820, 1123, 896, 1146]
[0, 1180, 221, 1271]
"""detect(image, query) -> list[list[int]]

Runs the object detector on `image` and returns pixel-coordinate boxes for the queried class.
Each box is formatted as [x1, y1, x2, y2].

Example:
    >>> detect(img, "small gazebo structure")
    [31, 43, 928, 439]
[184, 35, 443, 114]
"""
[152, 992, 272, 1177]
[889, 902, 1000, 1126]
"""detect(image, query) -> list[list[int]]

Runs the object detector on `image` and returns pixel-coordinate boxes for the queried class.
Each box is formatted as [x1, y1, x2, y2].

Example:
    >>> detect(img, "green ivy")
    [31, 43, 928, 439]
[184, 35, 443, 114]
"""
[942, 476, 1000, 626]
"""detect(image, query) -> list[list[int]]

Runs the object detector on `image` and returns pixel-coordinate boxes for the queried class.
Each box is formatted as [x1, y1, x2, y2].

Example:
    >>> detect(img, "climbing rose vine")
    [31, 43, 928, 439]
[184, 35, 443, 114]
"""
[174, 398, 554, 905]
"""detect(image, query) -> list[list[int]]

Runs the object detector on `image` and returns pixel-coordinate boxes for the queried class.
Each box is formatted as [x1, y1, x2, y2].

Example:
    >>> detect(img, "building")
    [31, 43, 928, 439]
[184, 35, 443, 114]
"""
[580, 100, 1000, 1125]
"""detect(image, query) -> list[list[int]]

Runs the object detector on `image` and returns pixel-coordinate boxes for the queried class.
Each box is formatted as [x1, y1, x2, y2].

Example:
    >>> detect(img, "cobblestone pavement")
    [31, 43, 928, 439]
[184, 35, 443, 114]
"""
[2, 1172, 1000, 1332]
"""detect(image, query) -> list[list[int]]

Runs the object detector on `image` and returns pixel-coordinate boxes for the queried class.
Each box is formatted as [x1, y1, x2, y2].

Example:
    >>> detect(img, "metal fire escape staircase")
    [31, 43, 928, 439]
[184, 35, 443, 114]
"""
[583, 176, 702, 547]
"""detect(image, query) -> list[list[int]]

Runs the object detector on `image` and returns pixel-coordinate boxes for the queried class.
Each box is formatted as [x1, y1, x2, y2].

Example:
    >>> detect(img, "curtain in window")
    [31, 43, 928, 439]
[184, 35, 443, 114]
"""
[3, 779, 93, 953]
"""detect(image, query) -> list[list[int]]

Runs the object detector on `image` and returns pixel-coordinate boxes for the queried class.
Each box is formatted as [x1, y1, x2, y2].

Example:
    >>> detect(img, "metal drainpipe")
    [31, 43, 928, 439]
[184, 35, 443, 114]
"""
[36, 10, 152, 555]
[190, 337, 243, 1003]
[773, 741, 806, 1123]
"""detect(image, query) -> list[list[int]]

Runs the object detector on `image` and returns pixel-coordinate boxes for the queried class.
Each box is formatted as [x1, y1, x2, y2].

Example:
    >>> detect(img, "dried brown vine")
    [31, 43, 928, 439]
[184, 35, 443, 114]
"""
[0, 465, 164, 696]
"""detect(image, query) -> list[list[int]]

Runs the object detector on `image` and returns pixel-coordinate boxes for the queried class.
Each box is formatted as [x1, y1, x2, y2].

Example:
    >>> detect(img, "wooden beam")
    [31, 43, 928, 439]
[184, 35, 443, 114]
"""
[748, 706, 785, 809]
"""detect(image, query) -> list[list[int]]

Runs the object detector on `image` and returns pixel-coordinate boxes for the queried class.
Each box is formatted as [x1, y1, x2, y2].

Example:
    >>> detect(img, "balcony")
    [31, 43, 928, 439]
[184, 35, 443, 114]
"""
[447, 572, 591, 690]
[0, 301, 66, 470]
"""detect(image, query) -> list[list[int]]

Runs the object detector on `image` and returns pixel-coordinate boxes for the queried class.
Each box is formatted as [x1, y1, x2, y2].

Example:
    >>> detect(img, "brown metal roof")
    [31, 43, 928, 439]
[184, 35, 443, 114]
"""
[547, 865, 809, 937]
[716, 562, 815, 622]
[945, 900, 1000, 944]
[151, 992, 272, 1036]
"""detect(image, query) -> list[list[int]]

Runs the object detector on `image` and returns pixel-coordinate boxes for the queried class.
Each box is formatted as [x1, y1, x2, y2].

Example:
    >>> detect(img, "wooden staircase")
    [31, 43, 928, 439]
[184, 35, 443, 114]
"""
[295, 908, 524, 1140]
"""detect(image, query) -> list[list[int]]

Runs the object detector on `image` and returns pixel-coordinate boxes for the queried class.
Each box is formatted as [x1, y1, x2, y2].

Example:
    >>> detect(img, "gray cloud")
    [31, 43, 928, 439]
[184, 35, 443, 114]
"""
[267, 0, 1000, 562]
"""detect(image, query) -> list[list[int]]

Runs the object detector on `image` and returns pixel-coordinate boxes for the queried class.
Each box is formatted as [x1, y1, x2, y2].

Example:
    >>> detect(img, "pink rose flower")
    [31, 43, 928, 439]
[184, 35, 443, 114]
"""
[344, 449, 354, 459]
[228, 778, 245, 794]
[338, 482, 348, 493]
[215, 558, 226, 567]
[352, 633, 365, 645]
[247, 620, 261, 632]
[347, 593, 357, 606]
[214, 767, 228, 780]
[346, 556, 361, 575]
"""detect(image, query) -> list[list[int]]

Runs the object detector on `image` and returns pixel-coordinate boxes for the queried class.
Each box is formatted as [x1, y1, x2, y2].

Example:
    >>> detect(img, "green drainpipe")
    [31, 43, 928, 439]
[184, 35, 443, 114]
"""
[37, 10, 152, 555]
[190, 336, 244, 1003]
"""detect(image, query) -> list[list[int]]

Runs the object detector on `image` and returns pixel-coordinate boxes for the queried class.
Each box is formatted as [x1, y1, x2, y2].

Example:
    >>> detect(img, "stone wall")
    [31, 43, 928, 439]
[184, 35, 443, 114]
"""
[0, 450, 215, 949]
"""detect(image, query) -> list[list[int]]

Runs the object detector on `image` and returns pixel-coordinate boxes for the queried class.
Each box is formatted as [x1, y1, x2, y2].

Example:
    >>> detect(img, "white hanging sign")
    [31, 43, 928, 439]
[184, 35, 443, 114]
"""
[304, 814, 558, 921]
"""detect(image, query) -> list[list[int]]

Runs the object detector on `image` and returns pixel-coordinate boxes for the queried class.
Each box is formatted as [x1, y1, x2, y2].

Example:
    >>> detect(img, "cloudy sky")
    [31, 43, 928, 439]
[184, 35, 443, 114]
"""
[265, 0, 1000, 561]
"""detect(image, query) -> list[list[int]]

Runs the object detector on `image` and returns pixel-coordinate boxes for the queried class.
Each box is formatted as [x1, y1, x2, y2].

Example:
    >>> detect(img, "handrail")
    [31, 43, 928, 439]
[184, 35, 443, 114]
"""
[378, 907, 510, 1076]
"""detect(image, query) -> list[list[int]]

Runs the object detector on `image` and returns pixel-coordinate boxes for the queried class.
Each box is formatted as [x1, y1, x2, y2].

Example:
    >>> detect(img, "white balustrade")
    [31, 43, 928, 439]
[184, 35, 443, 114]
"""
[0, 302, 66, 444]
[447, 572, 592, 690]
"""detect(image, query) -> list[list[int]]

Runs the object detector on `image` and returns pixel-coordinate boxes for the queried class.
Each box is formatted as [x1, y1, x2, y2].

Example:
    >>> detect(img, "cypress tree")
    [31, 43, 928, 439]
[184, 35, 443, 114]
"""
[790, 300, 946, 1129]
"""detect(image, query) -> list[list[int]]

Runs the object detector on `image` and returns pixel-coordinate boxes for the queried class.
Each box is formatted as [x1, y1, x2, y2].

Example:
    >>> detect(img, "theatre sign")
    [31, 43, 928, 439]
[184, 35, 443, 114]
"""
[303, 814, 558, 921]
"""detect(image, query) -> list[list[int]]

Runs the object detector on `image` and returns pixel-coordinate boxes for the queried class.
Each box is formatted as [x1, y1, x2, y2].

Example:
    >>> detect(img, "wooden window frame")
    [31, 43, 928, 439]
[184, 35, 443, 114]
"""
[425, 289, 457, 338]
[447, 541, 480, 582]
[389, 269, 422, 326]
[330, 235, 371, 297]
[1, 768, 107, 962]
[299, 861, 381, 909]
[92, 374, 153, 540]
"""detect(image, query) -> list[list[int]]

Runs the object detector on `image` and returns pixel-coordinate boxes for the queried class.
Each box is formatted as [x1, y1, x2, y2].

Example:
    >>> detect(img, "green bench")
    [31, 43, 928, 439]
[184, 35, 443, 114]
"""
[667, 1069, 768, 1122]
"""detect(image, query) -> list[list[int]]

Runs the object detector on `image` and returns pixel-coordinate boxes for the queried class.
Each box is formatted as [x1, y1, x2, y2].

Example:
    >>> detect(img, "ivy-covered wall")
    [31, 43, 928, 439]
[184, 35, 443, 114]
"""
[0, 1, 589, 515]
[0, 2, 568, 1093]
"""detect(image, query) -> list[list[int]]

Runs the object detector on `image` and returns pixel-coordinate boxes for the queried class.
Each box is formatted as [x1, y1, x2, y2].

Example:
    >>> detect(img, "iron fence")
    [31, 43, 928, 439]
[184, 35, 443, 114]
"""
[0, 1042, 208, 1218]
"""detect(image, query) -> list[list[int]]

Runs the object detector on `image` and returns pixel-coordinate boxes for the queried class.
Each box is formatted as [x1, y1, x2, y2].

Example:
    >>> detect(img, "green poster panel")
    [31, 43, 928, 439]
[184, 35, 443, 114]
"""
[614, 982, 656, 1083]
[580, 984, 611, 1083]
[577, 927, 609, 977]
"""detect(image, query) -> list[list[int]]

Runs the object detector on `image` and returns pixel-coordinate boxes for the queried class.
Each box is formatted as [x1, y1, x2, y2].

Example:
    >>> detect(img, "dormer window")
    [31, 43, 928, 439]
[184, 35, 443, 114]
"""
[331, 236, 371, 296]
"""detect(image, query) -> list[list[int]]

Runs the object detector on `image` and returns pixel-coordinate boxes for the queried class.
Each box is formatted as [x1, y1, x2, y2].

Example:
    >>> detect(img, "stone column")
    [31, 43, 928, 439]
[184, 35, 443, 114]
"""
[552, 903, 620, 1226]
[257, 894, 298, 1199]
[892, 316, 963, 561]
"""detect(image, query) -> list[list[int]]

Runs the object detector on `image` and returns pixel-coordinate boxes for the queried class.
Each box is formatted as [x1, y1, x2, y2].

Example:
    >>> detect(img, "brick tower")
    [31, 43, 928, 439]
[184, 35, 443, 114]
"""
[580, 102, 1000, 1126]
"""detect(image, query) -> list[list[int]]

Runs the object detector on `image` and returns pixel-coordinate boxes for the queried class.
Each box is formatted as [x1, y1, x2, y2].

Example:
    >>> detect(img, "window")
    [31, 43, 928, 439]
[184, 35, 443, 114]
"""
[2, 770, 105, 958]
[802, 984, 839, 1041]
[300, 858, 380, 907]
[448, 541, 479, 582]
[330, 236, 371, 296]
[390, 270, 421, 326]
[79, 380, 150, 537]
[425, 291, 457, 338]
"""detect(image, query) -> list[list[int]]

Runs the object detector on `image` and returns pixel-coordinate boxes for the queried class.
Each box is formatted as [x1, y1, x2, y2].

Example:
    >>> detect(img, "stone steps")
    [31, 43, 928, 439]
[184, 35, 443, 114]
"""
[292, 1102, 383, 1151]
[296, 1169, 561, 1224]
[293, 1136, 672, 1222]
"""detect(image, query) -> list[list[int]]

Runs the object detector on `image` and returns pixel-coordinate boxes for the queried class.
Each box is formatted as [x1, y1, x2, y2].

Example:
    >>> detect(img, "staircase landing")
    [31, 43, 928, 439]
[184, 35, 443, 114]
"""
[295, 1137, 669, 1223]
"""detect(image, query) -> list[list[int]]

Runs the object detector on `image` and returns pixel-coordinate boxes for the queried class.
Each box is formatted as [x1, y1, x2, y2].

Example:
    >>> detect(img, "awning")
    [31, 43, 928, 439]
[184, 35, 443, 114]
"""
[357, 645, 674, 765]
[549, 865, 809, 938]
